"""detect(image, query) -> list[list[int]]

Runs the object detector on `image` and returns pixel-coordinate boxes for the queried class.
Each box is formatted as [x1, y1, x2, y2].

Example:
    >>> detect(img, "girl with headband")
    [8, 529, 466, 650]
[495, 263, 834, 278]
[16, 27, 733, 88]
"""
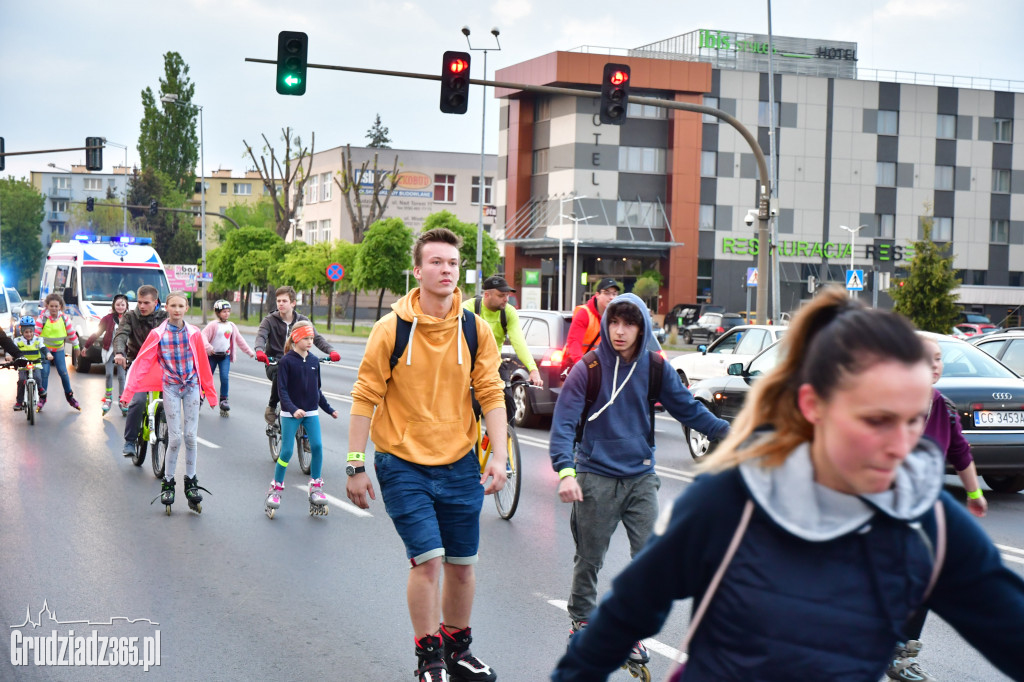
[264, 320, 338, 518]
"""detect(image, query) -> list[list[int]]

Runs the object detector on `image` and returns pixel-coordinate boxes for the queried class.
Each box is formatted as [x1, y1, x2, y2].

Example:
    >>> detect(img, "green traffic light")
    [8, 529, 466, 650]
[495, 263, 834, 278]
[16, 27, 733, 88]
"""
[284, 75, 301, 87]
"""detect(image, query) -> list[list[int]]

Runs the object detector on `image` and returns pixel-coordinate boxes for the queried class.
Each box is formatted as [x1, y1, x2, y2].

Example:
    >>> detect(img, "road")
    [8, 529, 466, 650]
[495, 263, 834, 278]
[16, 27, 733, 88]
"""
[1, 335, 1022, 680]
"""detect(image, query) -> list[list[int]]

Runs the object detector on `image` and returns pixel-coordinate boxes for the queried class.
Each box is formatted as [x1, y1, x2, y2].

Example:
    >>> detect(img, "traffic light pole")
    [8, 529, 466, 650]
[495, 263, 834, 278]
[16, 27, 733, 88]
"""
[245, 58, 775, 323]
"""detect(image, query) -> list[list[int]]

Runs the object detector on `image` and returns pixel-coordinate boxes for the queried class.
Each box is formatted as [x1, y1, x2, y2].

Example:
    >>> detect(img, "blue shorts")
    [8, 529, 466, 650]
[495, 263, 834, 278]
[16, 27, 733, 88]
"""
[374, 450, 484, 567]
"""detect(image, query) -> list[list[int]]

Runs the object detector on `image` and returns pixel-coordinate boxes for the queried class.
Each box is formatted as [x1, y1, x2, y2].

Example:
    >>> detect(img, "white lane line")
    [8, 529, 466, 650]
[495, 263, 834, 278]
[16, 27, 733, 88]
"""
[997, 543, 1024, 556]
[197, 437, 220, 449]
[655, 466, 696, 483]
[291, 485, 373, 517]
[547, 599, 686, 665]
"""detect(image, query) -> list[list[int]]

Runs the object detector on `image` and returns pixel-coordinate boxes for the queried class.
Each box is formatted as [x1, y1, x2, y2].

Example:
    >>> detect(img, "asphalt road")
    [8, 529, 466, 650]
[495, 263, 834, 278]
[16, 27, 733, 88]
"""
[1, 333, 1022, 680]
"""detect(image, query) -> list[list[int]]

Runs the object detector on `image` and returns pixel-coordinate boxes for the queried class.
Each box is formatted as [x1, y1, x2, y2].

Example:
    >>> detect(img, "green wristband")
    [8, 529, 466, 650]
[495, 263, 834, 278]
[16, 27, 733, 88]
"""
[966, 488, 983, 500]
[558, 468, 577, 480]
[347, 452, 366, 462]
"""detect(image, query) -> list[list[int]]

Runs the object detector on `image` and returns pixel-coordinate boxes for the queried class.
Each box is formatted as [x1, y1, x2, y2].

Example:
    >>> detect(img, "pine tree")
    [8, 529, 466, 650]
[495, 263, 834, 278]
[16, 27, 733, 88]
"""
[365, 114, 392, 148]
[889, 207, 961, 333]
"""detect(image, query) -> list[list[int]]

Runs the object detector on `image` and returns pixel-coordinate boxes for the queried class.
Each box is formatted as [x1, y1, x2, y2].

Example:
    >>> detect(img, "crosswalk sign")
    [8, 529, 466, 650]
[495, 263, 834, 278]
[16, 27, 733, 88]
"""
[846, 269, 864, 291]
[746, 267, 758, 287]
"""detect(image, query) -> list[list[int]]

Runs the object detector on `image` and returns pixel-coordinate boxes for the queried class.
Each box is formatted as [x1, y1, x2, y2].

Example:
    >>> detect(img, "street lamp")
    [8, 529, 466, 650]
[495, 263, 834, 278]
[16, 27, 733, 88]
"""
[160, 92, 207, 322]
[562, 208, 598, 310]
[101, 139, 129, 236]
[838, 224, 867, 298]
[461, 25, 501, 293]
[557, 194, 584, 311]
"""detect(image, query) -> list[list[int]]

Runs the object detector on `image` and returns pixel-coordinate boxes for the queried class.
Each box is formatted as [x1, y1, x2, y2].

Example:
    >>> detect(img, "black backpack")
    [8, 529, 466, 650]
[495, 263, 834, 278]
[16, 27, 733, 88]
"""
[474, 296, 508, 344]
[574, 349, 664, 447]
[389, 309, 479, 373]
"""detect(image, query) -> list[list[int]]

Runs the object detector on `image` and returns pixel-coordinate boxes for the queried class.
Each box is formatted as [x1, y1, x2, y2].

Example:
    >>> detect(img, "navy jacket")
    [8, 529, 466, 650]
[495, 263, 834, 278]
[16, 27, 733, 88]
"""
[277, 351, 335, 417]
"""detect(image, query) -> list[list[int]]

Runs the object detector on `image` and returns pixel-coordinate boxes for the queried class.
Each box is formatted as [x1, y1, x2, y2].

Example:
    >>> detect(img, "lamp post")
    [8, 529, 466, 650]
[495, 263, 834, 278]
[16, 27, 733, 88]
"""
[562, 208, 598, 310]
[838, 224, 867, 298]
[160, 93, 207, 322]
[461, 25, 501, 294]
[557, 194, 584, 311]
[101, 139, 129, 236]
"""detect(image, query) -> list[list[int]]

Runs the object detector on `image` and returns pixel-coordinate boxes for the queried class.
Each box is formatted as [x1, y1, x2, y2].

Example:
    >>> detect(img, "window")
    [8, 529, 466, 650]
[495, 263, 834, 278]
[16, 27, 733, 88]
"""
[52, 199, 68, 212]
[319, 219, 331, 243]
[877, 214, 895, 239]
[703, 96, 719, 124]
[532, 149, 548, 175]
[877, 162, 896, 186]
[991, 219, 1009, 244]
[937, 114, 956, 139]
[534, 97, 551, 122]
[306, 175, 318, 204]
[734, 329, 768, 356]
[434, 174, 456, 202]
[220, 182, 228, 194]
[877, 110, 899, 135]
[320, 173, 332, 201]
[51, 223, 67, 236]
[993, 169, 1010, 193]
[935, 165, 954, 191]
[932, 216, 952, 241]
[471, 176, 493, 205]
[54, 176, 70, 190]
[994, 118, 1013, 142]
[616, 200, 666, 229]
[699, 204, 716, 231]
[618, 147, 666, 174]
[233, 182, 252, 195]
[524, 319, 549, 346]
[701, 151, 717, 177]
[83, 177, 102, 191]
[304, 220, 316, 243]
[972, 270, 986, 285]
[626, 99, 668, 119]
[757, 101, 780, 127]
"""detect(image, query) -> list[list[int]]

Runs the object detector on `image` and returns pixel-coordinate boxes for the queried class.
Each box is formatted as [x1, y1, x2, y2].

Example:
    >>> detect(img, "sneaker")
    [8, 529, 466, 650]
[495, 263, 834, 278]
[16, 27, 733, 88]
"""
[122, 441, 137, 458]
[13, 402, 24, 411]
[415, 634, 449, 682]
[264, 405, 276, 424]
[887, 640, 936, 682]
[629, 639, 650, 664]
[441, 625, 496, 682]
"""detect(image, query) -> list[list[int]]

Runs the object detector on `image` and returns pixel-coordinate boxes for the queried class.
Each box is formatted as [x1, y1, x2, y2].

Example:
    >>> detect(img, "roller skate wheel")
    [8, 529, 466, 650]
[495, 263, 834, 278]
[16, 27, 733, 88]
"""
[266, 508, 275, 519]
[164, 506, 172, 516]
[190, 503, 202, 514]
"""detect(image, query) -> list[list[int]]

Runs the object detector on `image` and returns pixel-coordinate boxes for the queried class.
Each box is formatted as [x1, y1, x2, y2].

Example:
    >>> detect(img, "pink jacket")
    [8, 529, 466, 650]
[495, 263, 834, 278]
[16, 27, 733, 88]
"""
[201, 320, 254, 362]
[122, 320, 217, 406]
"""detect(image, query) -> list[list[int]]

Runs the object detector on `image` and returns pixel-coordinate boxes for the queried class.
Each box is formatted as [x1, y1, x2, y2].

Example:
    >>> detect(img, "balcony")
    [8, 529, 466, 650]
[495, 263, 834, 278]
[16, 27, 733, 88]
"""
[49, 187, 71, 199]
[48, 211, 69, 222]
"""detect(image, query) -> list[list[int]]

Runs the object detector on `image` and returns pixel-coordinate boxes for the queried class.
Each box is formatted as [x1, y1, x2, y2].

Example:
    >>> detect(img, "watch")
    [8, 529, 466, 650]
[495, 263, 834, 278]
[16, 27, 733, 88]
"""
[346, 465, 366, 476]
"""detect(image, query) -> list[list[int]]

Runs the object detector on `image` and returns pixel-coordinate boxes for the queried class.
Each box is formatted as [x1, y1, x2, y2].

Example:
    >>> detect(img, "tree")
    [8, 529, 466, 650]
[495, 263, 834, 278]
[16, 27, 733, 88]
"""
[207, 226, 282, 319]
[421, 211, 500, 296]
[365, 114, 392, 148]
[355, 218, 413, 320]
[277, 240, 356, 329]
[334, 143, 401, 245]
[221, 197, 277, 241]
[243, 128, 315, 239]
[0, 177, 44, 291]
[68, 198, 128, 237]
[138, 52, 199, 196]
[889, 206, 961, 333]
[633, 276, 660, 309]
[166, 222, 201, 265]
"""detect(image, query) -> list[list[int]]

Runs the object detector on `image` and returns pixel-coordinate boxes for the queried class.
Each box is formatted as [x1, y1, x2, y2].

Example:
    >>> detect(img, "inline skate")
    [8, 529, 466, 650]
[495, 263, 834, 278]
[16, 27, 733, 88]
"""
[621, 640, 651, 681]
[183, 475, 211, 514]
[102, 395, 112, 415]
[219, 398, 230, 417]
[151, 477, 176, 515]
[308, 478, 328, 516]
[265, 480, 284, 519]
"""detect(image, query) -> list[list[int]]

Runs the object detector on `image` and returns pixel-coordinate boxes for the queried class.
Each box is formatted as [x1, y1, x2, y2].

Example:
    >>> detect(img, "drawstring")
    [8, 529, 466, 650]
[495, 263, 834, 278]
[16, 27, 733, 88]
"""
[457, 312, 463, 365]
[587, 356, 637, 422]
[405, 317, 419, 366]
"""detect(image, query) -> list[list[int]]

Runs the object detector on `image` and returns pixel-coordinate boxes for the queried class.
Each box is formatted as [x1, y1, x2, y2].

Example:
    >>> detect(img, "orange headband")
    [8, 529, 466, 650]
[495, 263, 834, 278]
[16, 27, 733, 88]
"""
[290, 325, 314, 342]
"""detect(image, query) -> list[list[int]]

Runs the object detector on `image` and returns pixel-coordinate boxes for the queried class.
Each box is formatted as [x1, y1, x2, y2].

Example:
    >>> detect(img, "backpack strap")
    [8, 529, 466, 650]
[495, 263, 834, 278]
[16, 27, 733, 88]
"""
[923, 499, 946, 603]
[499, 306, 508, 343]
[461, 309, 478, 373]
[392, 312, 477, 374]
[647, 351, 664, 448]
[574, 350, 601, 446]
[474, 295, 482, 316]
[389, 316, 412, 371]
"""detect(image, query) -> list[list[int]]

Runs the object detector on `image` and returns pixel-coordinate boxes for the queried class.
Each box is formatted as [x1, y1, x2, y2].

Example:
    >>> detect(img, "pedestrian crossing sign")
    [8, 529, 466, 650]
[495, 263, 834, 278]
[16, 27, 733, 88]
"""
[846, 269, 864, 291]
[746, 267, 758, 287]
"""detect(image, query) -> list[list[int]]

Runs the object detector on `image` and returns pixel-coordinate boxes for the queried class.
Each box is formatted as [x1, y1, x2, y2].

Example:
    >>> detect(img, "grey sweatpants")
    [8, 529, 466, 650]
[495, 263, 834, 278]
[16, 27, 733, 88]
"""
[567, 471, 661, 622]
[161, 382, 201, 481]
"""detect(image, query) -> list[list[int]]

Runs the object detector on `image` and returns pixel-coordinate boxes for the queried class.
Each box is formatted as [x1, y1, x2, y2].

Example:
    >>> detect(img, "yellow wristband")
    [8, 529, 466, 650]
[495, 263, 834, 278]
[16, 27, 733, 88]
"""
[966, 489, 983, 500]
[558, 468, 577, 480]
[347, 452, 365, 462]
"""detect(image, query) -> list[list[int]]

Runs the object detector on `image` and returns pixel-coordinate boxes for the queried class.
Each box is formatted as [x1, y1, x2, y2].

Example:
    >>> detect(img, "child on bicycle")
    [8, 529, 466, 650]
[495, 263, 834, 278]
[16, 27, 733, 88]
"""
[13, 316, 49, 411]
[264, 320, 338, 518]
[35, 293, 81, 410]
[202, 299, 255, 412]
[85, 293, 129, 415]
[122, 291, 217, 513]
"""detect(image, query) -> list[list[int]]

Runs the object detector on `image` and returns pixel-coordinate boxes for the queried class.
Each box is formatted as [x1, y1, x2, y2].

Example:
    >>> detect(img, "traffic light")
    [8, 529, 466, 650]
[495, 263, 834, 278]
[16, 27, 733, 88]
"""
[440, 51, 471, 114]
[0, 137, 4, 172]
[276, 31, 308, 96]
[149, 200, 158, 217]
[85, 136, 103, 171]
[86, 197, 95, 212]
[599, 63, 631, 125]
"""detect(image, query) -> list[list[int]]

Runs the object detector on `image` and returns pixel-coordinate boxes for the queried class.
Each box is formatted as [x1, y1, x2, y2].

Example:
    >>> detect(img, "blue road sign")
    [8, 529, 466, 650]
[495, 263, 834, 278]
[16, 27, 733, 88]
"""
[846, 269, 864, 291]
[746, 267, 758, 287]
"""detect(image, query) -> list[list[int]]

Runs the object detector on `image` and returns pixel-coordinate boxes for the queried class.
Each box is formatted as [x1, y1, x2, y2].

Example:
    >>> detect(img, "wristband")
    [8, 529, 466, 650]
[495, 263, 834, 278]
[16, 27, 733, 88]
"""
[966, 488, 983, 500]
[347, 452, 366, 462]
[558, 468, 577, 480]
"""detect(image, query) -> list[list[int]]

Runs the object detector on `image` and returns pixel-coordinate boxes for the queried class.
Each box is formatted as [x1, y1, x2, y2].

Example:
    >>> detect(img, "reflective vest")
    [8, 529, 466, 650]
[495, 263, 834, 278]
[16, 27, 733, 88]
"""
[36, 312, 79, 351]
[15, 336, 44, 363]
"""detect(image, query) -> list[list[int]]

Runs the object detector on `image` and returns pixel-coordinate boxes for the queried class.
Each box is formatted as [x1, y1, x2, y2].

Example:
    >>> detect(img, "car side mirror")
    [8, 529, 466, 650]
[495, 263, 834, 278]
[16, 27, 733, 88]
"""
[727, 362, 743, 376]
[698, 344, 707, 354]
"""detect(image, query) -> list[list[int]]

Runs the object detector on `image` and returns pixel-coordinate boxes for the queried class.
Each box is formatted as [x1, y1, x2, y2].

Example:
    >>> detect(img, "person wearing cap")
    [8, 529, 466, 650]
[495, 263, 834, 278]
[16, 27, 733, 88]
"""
[562, 277, 620, 370]
[464, 275, 543, 389]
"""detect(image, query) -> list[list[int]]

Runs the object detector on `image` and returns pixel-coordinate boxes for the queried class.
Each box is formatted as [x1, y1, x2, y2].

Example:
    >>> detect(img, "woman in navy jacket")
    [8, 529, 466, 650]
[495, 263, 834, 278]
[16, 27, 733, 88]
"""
[553, 287, 1024, 681]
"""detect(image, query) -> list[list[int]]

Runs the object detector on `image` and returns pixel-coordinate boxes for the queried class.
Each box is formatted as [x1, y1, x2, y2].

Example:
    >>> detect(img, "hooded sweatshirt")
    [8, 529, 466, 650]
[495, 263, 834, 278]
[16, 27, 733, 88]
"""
[554, 440, 1024, 681]
[350, 287, 505, 466]
[549, 293, 730, 478]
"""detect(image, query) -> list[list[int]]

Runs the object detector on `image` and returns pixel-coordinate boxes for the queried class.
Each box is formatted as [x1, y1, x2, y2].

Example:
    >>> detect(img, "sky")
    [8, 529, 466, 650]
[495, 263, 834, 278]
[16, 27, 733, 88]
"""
[2, 0, 1022, 182]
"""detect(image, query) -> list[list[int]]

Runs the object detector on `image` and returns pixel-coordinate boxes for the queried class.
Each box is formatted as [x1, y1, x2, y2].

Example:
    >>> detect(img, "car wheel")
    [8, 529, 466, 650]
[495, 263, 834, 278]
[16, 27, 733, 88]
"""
[685, 425, 716, 461]
[512, 381, 540, 429]
[677, 370, 688, 387]
[982, 473, 1024, 494]
[682, 330, 692, 345]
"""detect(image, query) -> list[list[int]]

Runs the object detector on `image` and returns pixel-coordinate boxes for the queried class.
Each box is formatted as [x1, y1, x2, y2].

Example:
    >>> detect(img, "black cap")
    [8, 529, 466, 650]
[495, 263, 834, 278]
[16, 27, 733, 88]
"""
[595, 277, 620, 293]
[482, 275, 515, 292]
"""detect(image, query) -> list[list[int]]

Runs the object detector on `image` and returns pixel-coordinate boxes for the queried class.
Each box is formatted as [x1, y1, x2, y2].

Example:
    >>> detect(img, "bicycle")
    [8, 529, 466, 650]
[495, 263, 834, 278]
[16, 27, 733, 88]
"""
[127, 391, 169, 479]
[263, 355, 333, 476]
[2, 360, 40, 425]
[475, 379, 524, 520]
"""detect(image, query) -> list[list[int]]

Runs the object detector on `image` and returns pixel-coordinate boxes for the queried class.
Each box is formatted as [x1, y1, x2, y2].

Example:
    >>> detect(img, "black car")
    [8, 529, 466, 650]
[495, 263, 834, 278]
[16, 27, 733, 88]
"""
[680, 312, 744, 345]
[663, 303, 724, 334]
[684, 333, 1024, 493]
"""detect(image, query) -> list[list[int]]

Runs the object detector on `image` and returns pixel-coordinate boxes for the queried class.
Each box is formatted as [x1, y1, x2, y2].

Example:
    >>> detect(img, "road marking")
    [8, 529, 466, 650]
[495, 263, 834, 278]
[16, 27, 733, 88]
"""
[197, 437, 220, 449]
[291, 485, 372, 517]
[997, 544, 1024, 565]
[654, 465, 696, 483]
[547, 599, 687, 666]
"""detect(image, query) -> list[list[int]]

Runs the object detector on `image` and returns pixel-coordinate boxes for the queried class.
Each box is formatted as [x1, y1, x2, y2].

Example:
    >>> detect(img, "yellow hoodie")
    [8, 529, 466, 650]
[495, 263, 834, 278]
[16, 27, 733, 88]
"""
[350, 288, 505, 466]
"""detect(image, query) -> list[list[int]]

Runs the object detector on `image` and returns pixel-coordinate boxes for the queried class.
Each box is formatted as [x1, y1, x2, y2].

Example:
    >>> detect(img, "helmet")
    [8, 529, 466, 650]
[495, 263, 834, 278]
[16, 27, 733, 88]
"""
[19, 316, 35, 328]
[213, 299, 232, 311]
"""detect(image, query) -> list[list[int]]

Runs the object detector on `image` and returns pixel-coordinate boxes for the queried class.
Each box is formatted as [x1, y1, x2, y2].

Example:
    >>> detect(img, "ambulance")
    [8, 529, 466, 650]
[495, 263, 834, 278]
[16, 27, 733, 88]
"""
[40, 233, 170, 372]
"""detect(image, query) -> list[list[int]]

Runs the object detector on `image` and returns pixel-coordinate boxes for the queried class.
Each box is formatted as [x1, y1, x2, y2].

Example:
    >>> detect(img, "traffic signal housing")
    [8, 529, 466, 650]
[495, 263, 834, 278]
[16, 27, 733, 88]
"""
[440, 51, 471, 114]
[85, 136, 103, 171]
[276, 31, 308, 96]
[0, 137, 4, 172]
[599, 63, 631, 125]
[149, 200, 158, 217]
[86, 197, 95, 212]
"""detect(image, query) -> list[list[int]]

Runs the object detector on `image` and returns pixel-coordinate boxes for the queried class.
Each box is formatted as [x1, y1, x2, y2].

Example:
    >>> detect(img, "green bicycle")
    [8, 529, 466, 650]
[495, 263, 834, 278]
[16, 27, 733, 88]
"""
[130, 391, 169, 479]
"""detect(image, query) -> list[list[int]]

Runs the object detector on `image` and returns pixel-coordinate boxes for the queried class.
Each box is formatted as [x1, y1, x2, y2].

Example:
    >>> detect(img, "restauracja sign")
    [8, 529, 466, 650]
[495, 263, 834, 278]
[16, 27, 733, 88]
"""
[723, 237, 915, 261]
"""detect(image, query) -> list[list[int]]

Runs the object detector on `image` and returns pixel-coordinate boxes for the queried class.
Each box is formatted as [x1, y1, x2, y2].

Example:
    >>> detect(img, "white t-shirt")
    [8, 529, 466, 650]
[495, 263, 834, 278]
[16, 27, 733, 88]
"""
[210, 322, 232, 354]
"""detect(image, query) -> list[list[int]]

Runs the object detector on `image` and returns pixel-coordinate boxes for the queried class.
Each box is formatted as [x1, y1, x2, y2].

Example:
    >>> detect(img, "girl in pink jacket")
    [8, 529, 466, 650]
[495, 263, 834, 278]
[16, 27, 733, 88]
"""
[201, 298, 255, 413]
[123, 291, 217, 515]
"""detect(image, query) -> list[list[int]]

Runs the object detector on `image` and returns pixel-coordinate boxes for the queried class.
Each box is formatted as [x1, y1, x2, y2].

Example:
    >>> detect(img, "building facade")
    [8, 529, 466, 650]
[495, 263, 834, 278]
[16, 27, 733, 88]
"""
[495, 29, 1024, 321]
[29, 166, 131, 246]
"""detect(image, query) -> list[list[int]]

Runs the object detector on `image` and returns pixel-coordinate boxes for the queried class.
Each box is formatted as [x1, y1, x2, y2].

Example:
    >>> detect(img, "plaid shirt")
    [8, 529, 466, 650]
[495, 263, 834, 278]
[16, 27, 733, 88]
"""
[157, 322, 197, 388]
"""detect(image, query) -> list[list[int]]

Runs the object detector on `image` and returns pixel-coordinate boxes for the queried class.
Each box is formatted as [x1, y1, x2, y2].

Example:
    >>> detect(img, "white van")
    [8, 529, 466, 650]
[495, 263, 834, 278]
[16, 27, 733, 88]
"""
[0, 279, 14, 333]
[41, 234, 171, 372]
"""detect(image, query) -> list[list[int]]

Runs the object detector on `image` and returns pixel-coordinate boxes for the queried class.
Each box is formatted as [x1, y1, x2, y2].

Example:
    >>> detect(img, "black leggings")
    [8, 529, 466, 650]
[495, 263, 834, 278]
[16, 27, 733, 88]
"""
[266, 363, 279, 408]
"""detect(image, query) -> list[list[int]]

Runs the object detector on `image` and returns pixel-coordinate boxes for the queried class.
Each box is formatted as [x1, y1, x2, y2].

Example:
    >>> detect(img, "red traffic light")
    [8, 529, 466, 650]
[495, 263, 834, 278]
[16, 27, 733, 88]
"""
[609, 70, 629, 86]
[449, 58, 469, 74]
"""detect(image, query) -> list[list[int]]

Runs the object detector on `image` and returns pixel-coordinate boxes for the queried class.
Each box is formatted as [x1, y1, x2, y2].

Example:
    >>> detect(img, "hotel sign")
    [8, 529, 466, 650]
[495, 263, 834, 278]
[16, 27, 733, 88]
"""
[698, 29, 857, 62]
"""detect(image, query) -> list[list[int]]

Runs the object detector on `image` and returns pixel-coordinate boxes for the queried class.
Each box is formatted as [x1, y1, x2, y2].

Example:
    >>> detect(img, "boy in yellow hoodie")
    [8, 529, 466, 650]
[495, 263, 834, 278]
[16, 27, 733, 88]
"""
[347, 227, 507, 682]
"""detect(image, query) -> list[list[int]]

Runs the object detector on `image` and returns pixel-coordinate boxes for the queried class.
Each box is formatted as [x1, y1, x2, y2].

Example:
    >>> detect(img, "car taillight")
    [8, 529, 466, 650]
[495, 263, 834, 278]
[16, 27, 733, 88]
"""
[658, 350, 667, 360]
[715, 327, 724, 334]
[541, 348, 564, 367]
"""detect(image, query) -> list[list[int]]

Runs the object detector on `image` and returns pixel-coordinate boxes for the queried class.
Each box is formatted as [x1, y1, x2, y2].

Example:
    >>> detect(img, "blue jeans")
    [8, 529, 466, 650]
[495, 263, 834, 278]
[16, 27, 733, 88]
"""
[274, 415, 323, 481]
[41, 347, 72, 395]
[209, 354, 230, 399]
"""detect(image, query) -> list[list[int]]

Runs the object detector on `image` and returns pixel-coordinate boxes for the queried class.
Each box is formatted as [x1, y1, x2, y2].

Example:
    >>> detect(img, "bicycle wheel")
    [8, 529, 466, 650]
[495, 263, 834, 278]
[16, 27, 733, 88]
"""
[26, 384, 35, 426]
[151, 405, 168, 479]
[297, 425, 311, 475]
[268, 414, 282, 463]
[493, 427, 522, 520]
[133, 425, 148, 467]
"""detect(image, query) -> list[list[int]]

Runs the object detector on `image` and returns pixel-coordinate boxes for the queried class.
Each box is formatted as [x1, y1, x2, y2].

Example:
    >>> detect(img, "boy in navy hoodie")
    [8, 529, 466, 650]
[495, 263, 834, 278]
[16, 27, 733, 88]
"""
[549, 293, 729, 664]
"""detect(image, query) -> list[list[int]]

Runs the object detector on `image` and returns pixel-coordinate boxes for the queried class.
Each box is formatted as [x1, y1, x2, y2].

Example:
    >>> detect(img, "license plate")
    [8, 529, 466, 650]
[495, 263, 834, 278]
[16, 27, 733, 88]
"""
[974, 410, 1024, 427]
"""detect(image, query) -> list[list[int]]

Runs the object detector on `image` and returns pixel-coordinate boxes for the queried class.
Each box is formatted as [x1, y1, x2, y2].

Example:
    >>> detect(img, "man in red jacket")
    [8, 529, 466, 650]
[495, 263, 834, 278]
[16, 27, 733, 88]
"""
[562, 277, 619, 370]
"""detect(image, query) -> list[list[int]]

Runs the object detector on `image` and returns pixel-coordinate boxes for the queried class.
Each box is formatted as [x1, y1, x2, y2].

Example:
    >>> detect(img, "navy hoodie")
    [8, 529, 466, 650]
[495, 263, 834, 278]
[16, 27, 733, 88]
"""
[277, 350, 335, 417]
[549, 293, 729, 477]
